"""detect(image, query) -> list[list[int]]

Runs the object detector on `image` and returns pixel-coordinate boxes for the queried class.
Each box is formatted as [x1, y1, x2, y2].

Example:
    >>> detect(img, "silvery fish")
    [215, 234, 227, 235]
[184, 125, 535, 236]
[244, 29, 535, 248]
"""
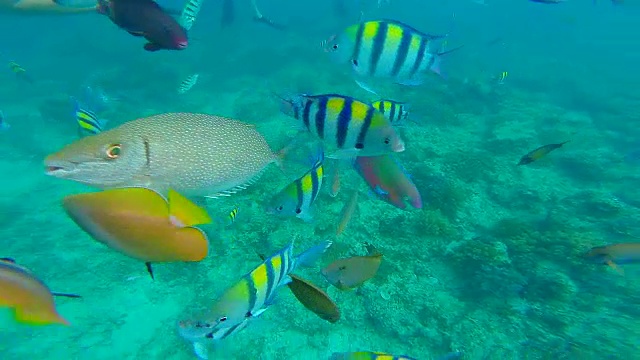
[44, 113, 281, 198]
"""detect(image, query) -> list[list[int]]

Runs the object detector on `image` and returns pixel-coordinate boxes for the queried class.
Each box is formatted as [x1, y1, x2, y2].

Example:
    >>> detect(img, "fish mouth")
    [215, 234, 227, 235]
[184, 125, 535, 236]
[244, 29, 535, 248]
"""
[44, 160, 77, 177]
[177, 41, 188, 49]
[393, 141, 406, 153]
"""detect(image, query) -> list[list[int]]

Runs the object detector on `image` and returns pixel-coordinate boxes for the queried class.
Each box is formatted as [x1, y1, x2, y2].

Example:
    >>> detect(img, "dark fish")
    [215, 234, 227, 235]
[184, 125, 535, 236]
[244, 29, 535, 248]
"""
[287, 274, 341, 323]
[97, 0, 188, 52]
[517, 140, 569, 165]
[322, 243, 383, 290]
[221, 0, 234, 28]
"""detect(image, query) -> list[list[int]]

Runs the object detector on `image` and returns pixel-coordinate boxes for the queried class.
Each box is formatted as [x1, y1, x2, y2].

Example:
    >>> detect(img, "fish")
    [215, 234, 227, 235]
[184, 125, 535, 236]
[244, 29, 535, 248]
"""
[336, 189, 359, 236]
[371, 99, 410, 125]
[323, 19, 461, 87]
[220, 0, 234, 28]
[330, 351, 417, 360]
[215, 205, 239, 228]
[251, 0, 286, 30]
[45, 113, 283, 198]
[179, 0, 204, 31]
[322, 243, 382, 290]
[73, 98, 104, 136]
[353, 155, 422, 210]
[257, 253, 340, 323]
[329, 163, 341, 197]
[266, 144, 324, 222]
[0, 111, 10, 131]
[496, 71, 508, 85]
[178, 73, 199, 94]
[96, 0, 188, 52]
[517, 140, 569, 165]
[8, 61, 34, 84]
[62, 187, 212, 279]
[178, 240, 332, 359]
[585, 243, 640, 275]
[278, 93, 405, 158]
[0, 258, 80, 326]
[3, 0, 95, 14]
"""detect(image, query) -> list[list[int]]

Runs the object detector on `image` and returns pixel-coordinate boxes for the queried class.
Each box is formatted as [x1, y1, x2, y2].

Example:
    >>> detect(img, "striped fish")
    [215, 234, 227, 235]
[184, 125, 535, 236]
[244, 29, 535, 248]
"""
[178, 73, 199, 94]
[73, 99, 103, 136]
[266, 144, 324, 221]
[179, 0, 205, 31]
[371, 99, 409, 125]
[178, 240, 332, 359]
[324, 19, 456, 85]
[279, 93, 404, 158]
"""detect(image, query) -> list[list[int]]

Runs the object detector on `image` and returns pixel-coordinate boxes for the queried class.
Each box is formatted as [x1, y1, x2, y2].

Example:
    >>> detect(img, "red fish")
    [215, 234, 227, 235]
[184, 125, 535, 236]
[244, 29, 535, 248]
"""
[97, 0, 188, 52]
[353, 155, 422, 210]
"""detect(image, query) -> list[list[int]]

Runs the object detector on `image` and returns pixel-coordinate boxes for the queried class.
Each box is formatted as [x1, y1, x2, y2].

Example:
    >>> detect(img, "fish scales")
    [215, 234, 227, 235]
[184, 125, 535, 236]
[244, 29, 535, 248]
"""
[45, 113, 278, 197]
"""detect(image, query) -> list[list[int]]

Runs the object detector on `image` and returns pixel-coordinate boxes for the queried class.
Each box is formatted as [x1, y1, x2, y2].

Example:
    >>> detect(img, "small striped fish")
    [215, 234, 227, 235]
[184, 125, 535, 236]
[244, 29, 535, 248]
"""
[178, 240, 332, 359]
[324, 19, 453, 85]
[179, 0, 205, 31]
[371, 99, 409, 125]
[178, 73, 199, 94]
[266, 145, 324, 221]
[73, 99, 103, 136]
[279, 93, 404, 158]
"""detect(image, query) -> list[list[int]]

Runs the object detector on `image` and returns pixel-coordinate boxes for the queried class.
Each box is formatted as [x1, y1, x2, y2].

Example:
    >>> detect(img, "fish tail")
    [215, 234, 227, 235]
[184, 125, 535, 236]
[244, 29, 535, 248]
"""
[295, 240, 332, 268]
[15, 307, 70, 326]
[168, 189, 212, 227]
[51, 292, 82, 298]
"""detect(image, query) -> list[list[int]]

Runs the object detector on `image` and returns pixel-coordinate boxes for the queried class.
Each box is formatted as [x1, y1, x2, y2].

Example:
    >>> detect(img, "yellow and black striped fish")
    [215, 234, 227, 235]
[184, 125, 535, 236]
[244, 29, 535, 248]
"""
[73, 99, 102, 136]
[324, 20, 458, 84]
[518, 140, 569, 165]
[279, 93, 404, 158]
[177, 240, 332, 356]
[179, 0, 205, 31]
[178, 73, 199, 94]
[266, 145, 324, 221]
[371, 99, 409, 124]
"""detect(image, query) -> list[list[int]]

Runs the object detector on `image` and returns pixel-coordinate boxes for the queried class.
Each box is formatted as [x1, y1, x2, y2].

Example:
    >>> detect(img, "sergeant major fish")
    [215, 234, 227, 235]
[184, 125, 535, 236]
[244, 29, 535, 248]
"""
[44, 113, 283, 198]
[279, 93, 404, 158]
[323, 19, 461, 89]
[178, 240, 332, 359]
[266, 144, 324, 222]
[371, 99, 409, 125]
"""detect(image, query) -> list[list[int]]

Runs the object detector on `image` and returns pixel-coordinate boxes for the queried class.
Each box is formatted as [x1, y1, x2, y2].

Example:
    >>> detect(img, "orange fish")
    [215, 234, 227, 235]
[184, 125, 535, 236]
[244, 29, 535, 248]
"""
[322, 243, 383, 290]
[62, 187, 212, 279]
[0, 258, 80, 326]
[585, 242, 640, 275]
[336, 189, 359, 236]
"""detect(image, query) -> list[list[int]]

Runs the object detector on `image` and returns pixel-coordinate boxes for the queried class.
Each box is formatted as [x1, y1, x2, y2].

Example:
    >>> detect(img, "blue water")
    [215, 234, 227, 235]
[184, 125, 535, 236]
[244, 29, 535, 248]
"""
[1, 0, 640, 359]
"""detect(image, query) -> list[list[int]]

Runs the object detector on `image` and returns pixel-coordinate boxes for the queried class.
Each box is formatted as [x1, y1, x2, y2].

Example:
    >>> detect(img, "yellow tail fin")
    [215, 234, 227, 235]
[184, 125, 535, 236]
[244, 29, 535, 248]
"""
[167, 189, 212, 227]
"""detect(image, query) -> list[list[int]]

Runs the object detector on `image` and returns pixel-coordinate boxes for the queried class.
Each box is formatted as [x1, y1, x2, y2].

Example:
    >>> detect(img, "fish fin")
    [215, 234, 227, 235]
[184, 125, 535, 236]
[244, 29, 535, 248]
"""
[0, 257, 15, 263]
[168, 189, 212, 227]
[193, 342, 210, 359]
[281, 275, 293, 286]
[145, 262, 155, 280]
[15, 307, 69, 326]
[606, 260, 624, 276]
[364, 243, 383, 257]
[204, 179, 260, 199]
[295, 240, 332, 268]
[251, 307, 269, 318]
[143, 42, 162, 52]
[396, 76, 424, 86]
[354, 79, 379, 95]
[297, 208, 315, 223]
[127, 31, 145, 37]
[51, 292, 82, 299]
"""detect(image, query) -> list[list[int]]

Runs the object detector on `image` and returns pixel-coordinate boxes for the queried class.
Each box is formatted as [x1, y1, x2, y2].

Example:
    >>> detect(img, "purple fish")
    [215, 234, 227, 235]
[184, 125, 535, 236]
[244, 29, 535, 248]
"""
[97, 0, 188, 52]
[353, 155, 422, 210]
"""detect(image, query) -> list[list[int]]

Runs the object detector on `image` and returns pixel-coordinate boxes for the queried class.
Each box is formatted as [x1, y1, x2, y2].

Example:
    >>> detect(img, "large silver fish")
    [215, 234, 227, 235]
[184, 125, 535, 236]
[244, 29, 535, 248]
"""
[44, 113, 280, 198]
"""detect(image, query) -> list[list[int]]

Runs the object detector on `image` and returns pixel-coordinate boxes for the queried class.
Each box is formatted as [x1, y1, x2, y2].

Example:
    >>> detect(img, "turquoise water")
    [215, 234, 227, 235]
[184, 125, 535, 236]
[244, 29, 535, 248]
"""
[2, 0, 640, 359]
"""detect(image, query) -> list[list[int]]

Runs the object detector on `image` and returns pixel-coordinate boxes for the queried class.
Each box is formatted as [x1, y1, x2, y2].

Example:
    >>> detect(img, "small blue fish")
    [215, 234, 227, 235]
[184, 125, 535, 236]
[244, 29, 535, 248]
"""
[0, 111, 10, 131]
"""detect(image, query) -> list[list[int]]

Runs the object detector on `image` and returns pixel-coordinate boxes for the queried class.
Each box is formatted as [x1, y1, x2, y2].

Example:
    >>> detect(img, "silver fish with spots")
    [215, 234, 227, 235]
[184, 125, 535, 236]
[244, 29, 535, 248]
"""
[44, 113, 281, 198]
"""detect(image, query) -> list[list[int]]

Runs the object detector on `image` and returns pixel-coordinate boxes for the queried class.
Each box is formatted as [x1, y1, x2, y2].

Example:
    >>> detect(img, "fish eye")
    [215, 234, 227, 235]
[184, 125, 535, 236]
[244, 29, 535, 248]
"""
[295, 208, 301, 214]
[352, 59, 358, 67]
[384, 138, 390, 145]
[106, 144, 122, 159]
[277, 205, 283, 211]
[332, 44, 338, 50]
